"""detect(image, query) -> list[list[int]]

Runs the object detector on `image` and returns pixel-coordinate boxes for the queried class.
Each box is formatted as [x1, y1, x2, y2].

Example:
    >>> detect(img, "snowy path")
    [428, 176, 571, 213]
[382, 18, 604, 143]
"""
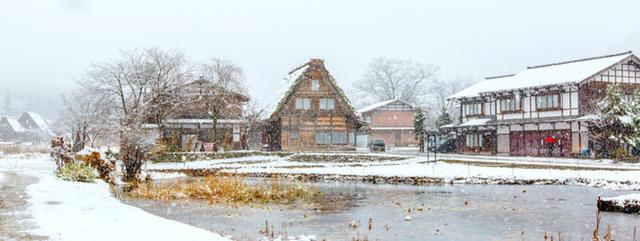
[0, 155, 230, 241]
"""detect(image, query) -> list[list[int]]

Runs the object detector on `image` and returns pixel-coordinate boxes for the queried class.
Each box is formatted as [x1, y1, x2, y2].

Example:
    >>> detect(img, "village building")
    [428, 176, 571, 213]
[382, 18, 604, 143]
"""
[264, 59, 365, 151]
[152, 77, 250, 151]
[0, 112, 52, 142]
[0, 116, 25, 141]
[358, 99, 418, 147]
[446, 51, 640, 157]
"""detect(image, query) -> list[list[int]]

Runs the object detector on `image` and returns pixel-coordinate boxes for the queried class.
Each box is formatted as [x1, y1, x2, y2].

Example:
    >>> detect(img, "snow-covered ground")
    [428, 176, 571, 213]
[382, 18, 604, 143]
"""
[0, 155, 229, 241]
[146, 154, 640, 190]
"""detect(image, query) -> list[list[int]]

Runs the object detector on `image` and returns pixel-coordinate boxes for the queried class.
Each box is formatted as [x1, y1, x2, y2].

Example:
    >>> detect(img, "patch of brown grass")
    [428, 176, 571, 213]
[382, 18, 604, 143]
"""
[0, 144, 49, 156]
[129, 175, 321, 204]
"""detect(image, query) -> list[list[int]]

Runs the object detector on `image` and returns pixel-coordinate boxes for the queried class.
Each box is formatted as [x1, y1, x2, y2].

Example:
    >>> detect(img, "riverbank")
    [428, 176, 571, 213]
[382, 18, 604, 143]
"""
[0, 154, 230, 241]
[146, 154, 640, 190]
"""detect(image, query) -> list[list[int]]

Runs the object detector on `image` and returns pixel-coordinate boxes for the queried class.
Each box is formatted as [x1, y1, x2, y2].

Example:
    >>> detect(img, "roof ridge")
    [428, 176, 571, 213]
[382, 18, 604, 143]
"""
[288, 61, 311, 75]
[485, 74, 515, 80]
[526, 51, 632, 70]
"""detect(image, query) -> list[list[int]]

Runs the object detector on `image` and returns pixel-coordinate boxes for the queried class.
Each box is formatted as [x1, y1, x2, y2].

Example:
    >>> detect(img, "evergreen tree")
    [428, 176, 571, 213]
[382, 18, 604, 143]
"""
[413, 109, 426, 153]
[597, 84, 633, 158]
[629, 88, 640, 151]
[435, 107, 453, 128]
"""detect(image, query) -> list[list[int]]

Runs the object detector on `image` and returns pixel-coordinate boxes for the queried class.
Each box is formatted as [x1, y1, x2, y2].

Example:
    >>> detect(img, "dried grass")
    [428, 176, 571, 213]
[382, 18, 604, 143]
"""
[129, 175, 321, 204]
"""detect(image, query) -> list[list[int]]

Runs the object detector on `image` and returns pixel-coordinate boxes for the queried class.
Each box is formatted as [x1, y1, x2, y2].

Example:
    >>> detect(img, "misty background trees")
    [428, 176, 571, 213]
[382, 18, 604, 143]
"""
[352, 57, 474, 127]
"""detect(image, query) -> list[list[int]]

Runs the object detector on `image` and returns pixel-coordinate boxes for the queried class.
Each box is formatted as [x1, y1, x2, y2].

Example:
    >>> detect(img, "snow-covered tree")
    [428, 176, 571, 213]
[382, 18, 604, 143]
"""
[596, 84, 634, 158]
[435, 107, 453, 128]
[414, 109, 426, 153]
[81, 48, 190, 181]
[627, 88, 640, 152]
[353, 58, 438, 107]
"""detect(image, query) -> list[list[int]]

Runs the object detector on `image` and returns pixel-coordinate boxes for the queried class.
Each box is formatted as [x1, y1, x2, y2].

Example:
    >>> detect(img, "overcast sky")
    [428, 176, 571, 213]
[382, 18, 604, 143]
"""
[2, 0, 640, 111]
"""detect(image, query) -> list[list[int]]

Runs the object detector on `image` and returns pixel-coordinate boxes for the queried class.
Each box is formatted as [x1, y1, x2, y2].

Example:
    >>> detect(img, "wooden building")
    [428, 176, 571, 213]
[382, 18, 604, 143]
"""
[264, 59, 364, 151]
[446, 51, 640, 157]
[153, 77, 250, 151]
[0, 116, 24, 141]
[358, 99, 418, 147]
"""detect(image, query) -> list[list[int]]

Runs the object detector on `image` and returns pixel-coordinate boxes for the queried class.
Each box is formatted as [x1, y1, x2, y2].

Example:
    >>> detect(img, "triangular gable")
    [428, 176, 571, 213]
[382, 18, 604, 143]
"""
[580, 54, 640, 84]
[357, 99, 415, 114]
[269, 59, 356, 119]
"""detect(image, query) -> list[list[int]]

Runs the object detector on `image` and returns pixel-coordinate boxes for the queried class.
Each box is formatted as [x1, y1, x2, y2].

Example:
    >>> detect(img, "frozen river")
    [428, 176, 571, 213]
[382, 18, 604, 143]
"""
[119, 179, 640, 241]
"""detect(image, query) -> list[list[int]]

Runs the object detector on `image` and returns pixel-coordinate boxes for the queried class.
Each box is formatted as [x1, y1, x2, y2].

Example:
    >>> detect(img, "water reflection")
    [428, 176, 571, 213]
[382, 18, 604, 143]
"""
[118, 178, 640, 241]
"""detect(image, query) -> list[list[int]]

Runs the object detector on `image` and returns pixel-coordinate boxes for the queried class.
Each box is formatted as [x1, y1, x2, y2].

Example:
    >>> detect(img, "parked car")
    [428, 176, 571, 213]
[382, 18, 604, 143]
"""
[427, 137, 457, 153]
[370, 139, 386, 152]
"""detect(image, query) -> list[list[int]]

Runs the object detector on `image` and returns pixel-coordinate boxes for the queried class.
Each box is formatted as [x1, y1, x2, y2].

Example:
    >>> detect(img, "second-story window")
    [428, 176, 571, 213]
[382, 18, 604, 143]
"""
[319, 98, 334, 110]
[536, 94, 560, 110]
[311, 79, 320, 91]
[464, 103, 482, 116]
[500, 97, 520, 112]
[295, 98, 311, 110]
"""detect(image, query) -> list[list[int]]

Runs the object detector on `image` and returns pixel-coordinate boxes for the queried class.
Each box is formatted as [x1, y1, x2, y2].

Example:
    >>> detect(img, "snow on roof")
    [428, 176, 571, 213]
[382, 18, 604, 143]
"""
[24, 112, 49, 130]
[458, 118, 491, 127]
[357, 99, 399, 113]
[1, 117, 24, 133]
[264, 64, 311, 116]
[449, 51, 634, 99]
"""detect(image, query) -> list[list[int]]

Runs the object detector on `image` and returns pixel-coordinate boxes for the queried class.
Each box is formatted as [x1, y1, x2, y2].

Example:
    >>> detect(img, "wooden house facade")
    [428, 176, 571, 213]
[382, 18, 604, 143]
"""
[264, 59, 363, 151]
[148, 77, 250, 151]
[447, 51, 640, 157]
[358, 99, 418, 147]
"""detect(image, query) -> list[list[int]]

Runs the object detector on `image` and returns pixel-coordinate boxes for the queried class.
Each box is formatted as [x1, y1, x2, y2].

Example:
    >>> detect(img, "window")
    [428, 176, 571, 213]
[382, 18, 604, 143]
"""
[295, 98, 311, 110]
[319, 98, 334, 110]
[536, 94, 560, 110]
[463, 103, 482, 116]
[314, 131, 347, 144]
[465, 134, 483, 147]
[311, 79, 320, 91]
[290, 131, 299, 139]
[500, 97, 520, 112]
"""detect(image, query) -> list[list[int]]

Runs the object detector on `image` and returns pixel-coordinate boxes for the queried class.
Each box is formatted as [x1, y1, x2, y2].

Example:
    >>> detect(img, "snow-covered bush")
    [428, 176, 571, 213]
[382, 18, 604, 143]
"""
[55, 162, 98, 183]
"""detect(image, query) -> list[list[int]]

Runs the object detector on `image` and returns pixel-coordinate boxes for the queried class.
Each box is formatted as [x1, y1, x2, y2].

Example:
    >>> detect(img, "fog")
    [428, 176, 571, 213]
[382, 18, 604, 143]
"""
[1, 0, 639, 118]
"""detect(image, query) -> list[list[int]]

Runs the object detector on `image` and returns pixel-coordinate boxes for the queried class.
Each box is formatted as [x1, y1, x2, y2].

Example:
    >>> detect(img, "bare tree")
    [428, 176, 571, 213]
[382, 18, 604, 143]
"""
[80, 48, 189, 180]
[197, 58, 248, 148]
[354, 58, 438, 107]
[59, 88, 113, 152]
[427, 77, 475, 123]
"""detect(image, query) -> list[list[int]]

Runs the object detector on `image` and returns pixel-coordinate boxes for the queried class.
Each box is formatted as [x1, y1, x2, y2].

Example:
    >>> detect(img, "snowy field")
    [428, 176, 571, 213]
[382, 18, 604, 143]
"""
[0, 155, 229, 241]
[147, 153, 640, 190]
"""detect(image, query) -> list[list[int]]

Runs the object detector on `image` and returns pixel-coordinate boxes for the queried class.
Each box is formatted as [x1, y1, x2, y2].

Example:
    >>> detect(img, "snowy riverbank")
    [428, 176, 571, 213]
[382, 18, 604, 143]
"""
[146, 154, 640, 190]
[600, 194, 640, 214]
[0, 154, 230, 241]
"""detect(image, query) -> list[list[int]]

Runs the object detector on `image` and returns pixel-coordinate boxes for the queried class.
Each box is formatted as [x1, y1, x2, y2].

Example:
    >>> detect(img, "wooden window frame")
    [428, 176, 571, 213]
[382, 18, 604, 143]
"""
[319, 98, 335, 110]
[535, 93, 561, 112]
[465, 133, 483, 148]
[463, 102, 484, 117]
[498, 95, 523, 114]
[295, 98, 311, 110]
[311, 79, 320, 91]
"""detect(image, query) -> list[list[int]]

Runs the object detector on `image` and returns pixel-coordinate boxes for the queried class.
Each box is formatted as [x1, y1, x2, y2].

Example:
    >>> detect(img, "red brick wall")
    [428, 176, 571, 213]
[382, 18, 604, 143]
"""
[370, 111, 413, 127]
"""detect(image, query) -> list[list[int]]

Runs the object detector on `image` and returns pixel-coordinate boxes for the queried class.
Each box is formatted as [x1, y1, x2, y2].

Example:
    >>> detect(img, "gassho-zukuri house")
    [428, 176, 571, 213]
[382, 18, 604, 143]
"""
[445, 51, 640, 157]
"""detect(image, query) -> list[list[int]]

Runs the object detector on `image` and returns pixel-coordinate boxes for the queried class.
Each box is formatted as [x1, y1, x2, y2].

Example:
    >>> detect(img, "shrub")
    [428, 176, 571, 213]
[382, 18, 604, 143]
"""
[55, 162, 98, 183]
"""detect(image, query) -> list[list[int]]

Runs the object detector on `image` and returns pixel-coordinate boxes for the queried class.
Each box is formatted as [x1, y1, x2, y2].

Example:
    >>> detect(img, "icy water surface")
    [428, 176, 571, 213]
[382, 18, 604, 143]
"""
[119, 179, 640, 241]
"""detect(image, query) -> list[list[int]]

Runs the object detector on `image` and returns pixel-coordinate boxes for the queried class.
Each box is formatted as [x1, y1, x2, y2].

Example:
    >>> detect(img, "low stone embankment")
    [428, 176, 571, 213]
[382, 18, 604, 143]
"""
[598, 195, 640, 214]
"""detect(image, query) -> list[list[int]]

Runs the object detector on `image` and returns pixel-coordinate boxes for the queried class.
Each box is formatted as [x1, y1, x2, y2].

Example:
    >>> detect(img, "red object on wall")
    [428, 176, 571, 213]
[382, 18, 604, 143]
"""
[510, 130, 570, 157]
[544, 136, 556, 144]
